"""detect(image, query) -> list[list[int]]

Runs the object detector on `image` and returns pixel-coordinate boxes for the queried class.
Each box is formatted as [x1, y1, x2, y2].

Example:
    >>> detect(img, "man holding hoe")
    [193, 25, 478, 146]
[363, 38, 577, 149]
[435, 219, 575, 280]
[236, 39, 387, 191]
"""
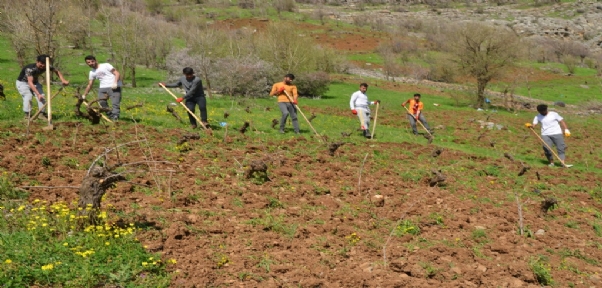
[349, 83, 379, 139]
[159, 67, 208, 129]
[270, 73, 299, 134]
[82, 55, 122, 121]
[525, 104, 572, 168]
[16, 54, 69, 120]
[402, 93, 433, 135]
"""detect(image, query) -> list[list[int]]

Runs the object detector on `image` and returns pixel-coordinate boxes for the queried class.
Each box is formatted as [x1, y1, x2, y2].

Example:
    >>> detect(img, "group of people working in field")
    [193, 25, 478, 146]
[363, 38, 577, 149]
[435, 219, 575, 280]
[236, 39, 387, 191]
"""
[14, 55, 572, 167]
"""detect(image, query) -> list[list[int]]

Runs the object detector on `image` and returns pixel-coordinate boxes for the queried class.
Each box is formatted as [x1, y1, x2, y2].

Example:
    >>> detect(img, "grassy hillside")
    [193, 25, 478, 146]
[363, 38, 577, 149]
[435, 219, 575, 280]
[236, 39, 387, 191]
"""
[2, 12, 602, 287]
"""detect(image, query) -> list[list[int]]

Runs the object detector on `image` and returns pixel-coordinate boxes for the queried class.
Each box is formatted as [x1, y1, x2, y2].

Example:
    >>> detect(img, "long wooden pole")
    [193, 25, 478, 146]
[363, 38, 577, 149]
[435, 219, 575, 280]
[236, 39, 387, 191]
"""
[31, 87, 63, 120]
[371, 102, 380, 139]
[528, 127, 568, 167]
[282, 90, 322, 141]
[159, 83, 207, 130]
[403, 105, 433, 138]
[45, 57, 52, 126]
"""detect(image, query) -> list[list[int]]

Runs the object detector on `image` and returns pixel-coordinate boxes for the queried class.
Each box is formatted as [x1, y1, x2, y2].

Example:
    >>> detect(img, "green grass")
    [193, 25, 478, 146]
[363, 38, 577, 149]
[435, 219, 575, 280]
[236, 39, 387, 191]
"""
[0, 175, 172, 286]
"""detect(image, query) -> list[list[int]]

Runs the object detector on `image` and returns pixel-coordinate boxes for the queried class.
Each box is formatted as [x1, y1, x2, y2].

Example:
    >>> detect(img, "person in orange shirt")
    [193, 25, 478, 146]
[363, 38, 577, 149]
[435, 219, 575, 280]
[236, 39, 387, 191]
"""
[269, 73, 299, 134]
[402, 93, 433, 135]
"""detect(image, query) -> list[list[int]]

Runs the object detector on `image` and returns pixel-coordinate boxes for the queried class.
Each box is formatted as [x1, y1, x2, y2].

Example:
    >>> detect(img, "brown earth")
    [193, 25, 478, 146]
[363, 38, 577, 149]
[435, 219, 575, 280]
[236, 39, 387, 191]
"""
[2, 116, 601, 287]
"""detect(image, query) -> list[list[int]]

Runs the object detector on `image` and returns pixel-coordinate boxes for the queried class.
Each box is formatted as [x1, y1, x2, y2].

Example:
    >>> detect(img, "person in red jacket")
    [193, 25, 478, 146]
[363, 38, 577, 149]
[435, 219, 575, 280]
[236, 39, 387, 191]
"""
[402, 93, 432, 135]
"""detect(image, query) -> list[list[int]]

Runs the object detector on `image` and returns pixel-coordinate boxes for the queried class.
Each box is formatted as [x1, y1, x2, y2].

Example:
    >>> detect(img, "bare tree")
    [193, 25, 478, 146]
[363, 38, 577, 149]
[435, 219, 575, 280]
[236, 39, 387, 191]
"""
[23, 0, 63, 58]
[185, 27, 229, 99]
[0, 2, 36, 66]
[448, 22, 521, 108]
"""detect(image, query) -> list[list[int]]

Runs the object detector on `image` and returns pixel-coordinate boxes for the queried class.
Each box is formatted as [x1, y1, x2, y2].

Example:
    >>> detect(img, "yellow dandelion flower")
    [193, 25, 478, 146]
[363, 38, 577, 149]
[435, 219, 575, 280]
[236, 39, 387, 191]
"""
[63, 242, 68, 247]
[17, 205, 25, 211]
[105, 242, 110, 246]
[4, 259, 12, 264]
[142, 262, 148, 266]
[41, 264, 54, 271]
[168, 259, 177, 264]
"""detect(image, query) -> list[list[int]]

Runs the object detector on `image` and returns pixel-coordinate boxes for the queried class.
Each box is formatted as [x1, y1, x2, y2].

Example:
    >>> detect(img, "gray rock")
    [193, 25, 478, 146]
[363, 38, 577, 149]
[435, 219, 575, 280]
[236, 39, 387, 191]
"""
[535, 229, 545, 236]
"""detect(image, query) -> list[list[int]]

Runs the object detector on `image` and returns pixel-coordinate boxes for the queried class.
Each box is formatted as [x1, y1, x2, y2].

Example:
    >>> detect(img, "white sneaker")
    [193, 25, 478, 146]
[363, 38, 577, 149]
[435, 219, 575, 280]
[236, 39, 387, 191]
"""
[548, 163, 555, 167]
[563, 164, 573, 168]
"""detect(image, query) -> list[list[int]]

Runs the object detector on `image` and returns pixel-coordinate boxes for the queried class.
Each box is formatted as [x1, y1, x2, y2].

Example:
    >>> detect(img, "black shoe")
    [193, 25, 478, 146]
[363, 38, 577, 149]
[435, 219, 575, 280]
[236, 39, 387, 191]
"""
[365, 135, 372, 139]
[191, 124, 198, 129]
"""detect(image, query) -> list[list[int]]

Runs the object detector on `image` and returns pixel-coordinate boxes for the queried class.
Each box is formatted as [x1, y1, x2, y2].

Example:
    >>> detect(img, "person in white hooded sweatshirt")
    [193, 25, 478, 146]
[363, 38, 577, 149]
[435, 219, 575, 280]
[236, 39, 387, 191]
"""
[349, 83, 379, 139]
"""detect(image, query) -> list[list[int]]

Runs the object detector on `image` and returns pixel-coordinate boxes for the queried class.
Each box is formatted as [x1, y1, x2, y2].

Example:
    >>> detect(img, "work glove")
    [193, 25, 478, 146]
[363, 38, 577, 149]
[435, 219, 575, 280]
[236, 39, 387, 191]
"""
[158, 82, 164, 87]
[37, 94, 45, 101]
[525, 123, 533, 128]
[277, 86, 285, 93]
[372, 100, 380, 105]
[564, 129, 571, 137]
[81, 94, 87, 100]
[176, 97, 184, 103]
[293, 100, 298, 105]
[111, 83, 118, 90]
[352, 109, 357, 115]
[414, 114, 420, 120]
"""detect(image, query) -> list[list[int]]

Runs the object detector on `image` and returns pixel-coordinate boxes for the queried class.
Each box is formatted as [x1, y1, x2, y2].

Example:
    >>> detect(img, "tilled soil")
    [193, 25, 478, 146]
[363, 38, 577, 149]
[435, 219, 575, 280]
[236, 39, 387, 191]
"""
[1, 121, 601, 287]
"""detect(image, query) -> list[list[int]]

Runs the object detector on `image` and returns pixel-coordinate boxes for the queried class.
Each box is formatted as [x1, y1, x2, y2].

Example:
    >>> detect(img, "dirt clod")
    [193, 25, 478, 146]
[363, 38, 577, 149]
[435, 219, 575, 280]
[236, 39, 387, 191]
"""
[328, 142, 344, 156]
[245, 160, 268, 181]
[541, 197, 558, 213]
[308, 112, 317, 122]
[504, 153, 515, 161]
[429, 169, 446, 187]
[223, 111, 230, 119]
[239, 122, 250, 134]
[372, 195, 385, 207]
[431, 149, 443, 157]
[177, 134, 201, 145]
[518, 164, 530, 176]
[271, 119, 279, 129]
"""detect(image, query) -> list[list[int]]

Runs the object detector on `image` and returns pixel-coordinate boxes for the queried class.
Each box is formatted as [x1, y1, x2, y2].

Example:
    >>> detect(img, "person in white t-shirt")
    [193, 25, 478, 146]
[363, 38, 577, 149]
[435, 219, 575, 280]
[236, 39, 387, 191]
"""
[349, 83, 380, 139]
[82, 55, 122, 120]
[525, 104, 571, 167]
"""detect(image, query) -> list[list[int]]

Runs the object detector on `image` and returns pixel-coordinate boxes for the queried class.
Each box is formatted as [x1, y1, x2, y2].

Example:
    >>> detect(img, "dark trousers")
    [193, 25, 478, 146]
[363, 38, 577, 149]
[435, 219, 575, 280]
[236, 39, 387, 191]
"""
[185, 96, 207, 125]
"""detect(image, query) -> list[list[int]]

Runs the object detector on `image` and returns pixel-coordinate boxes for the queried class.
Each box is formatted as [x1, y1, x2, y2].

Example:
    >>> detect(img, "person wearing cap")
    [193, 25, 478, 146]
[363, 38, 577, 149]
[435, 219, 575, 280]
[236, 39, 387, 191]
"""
[402, 93, 433, 135]
[159, 67, 208, 129]
[82, 55, 122, 121]
[270, 73, 299, 134]
[525, 104, 572, 167]
[16, 54, 69, 120]
[349, 83, 379, 139]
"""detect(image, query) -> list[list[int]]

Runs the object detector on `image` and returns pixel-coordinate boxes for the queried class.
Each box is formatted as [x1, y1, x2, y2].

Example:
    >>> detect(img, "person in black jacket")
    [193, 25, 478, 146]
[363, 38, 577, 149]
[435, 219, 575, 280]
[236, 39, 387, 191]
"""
[16, 55, 69, 119]
[159, 67, 208, 129]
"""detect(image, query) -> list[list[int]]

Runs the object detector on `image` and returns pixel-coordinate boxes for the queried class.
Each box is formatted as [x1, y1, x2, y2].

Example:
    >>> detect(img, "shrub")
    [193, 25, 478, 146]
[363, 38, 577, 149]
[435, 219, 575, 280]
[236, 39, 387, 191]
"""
[210, 56, 275, 98]
[294, 72, 330, 98]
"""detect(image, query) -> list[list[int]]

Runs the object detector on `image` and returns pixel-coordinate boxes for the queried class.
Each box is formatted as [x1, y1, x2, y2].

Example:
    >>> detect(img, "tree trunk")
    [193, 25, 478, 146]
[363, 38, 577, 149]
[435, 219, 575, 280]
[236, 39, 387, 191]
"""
[131, 66, 136, 88]
[205, 75, 213, 99]
[78, 166, 125, 223]
[476, 79, 488, 108]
